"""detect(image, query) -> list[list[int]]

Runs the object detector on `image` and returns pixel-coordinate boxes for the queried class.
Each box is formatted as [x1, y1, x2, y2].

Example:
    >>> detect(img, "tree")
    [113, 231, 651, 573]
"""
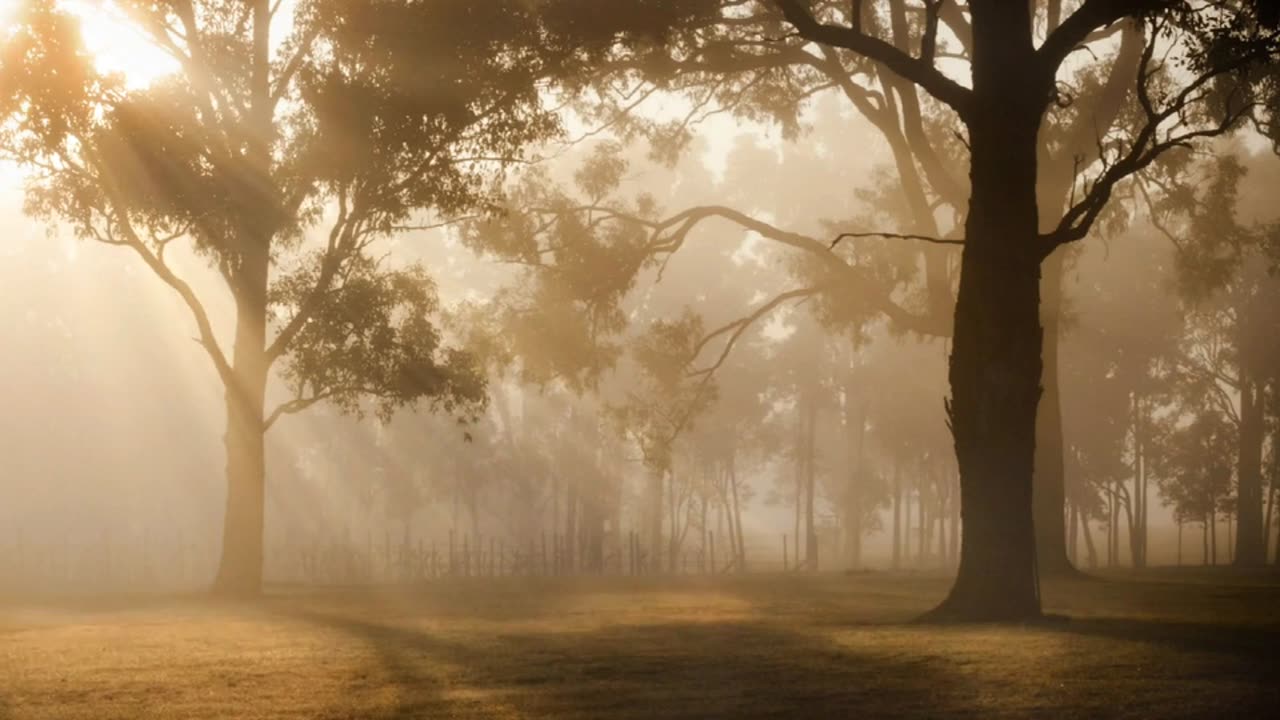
[1148, 150, 1280, 565]
[547, 0, 1275, 617]
[475, 0, 1274, 616]
[1155, 408, 1237, 565]
[764, 1, 1277, 619]
[0, 0, 603, 593]
[564, 0, 1161, 579]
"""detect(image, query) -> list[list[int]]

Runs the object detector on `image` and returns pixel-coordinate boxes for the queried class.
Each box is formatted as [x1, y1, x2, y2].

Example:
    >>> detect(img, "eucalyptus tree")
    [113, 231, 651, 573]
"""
[1147, 151, 1280, 565]
[533, 1, 1278, 619]
[560, 0, 1172, 579]
[1155, 408, 1238, 565]
[0, 0, 618, 593]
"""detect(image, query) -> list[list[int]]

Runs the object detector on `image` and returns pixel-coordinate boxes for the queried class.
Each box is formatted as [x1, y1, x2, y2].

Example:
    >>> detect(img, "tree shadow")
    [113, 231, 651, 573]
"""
[1041, 615, 1280, 663]
[282, 606, 976, 719]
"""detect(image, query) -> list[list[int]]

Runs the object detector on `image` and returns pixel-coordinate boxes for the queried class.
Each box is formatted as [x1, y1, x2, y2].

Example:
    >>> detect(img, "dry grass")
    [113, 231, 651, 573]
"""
[1, 570, 1277, 719]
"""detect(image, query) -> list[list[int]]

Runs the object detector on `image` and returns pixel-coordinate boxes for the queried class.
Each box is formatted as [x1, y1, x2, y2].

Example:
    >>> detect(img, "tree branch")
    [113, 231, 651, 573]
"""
[773, 0, 973, 118]
[264, 391, 332, 430]
[830, 231, 964, 249]
[1038, 0, 1169, 79]
[689, 284, 832, 380]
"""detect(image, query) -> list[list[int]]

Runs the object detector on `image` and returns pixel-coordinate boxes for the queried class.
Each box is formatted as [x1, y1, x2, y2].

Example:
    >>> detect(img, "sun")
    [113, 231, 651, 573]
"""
[65, 1, 180, 88]
[0, 0, 178, 88]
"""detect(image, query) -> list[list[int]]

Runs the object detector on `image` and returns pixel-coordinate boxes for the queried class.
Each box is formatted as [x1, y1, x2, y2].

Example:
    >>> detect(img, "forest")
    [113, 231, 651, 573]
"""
[0, 1, 1278, 718]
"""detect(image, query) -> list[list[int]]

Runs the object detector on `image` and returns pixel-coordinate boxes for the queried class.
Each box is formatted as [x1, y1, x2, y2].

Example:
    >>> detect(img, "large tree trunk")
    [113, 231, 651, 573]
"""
[1034, 249, 1078, 577]
[929, 5, 1044, 621]
[212, 272, 270, 596]
[212, 0, 275, 597]
[1236, 377, 1267, 565]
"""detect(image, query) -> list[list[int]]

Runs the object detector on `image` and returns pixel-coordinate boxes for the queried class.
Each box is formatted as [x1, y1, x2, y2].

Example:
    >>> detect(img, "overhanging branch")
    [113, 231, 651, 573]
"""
[773, 0, 973, 118]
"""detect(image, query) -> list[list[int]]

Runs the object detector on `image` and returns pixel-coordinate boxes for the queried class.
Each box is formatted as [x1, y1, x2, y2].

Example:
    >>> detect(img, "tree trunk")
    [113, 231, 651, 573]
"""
[645, 467, 663, 574]
[917, 471, 928, 567]
[1131, 392, 1147, 569]
[930, 6, 1044, 620]
[211, 0, 275, 598]
[892, 455, 902, 570]
[667, 470, 679, 573]
[1274, 498, 1280, 567]
[1108, 481, 1118, 567]
[804, 396, 818, 571]
[1264, 481, 1276, 562]
[1227, 511, 1234, 564]
[1034, 248, 1077, 577]
[1211, 511, 1218, 566]
[212, 358, 268, 595]
[844, 391, 866, 569]
[212, 250, 270, 595]
[1079, 507, 1098, 570]
[1068, 502, 1079, 565]
[1203, 517, 1210, 566]
[938, 486, 950, 567]
[729, 456, 746, 571]
[1235, 377, 1267, 565]
[565, 477, 578, 574]
[948, 472, 960, 568]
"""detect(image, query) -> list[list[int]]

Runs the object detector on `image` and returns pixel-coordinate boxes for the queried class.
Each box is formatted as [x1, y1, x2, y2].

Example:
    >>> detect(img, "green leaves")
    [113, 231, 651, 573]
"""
[272, 255, 486, 423]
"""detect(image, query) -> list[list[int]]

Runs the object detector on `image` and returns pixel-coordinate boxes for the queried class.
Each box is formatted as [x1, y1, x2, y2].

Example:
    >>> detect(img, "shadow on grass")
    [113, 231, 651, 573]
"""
[283, 607, 975, 720]
[1043, 615, 1280, 664]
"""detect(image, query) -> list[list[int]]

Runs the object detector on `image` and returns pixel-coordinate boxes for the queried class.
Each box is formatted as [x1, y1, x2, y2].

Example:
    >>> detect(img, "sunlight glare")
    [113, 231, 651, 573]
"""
[64, 0, 179, 88]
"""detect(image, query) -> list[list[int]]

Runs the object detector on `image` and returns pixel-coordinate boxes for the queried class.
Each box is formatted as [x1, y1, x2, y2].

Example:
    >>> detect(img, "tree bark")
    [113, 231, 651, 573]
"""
[211, 0, 276, 597]
[1034, 249, 1078, 577]
[212, 250, 270, 596]
[929, 4, 1044, 620]
[948, 471, 959, 568]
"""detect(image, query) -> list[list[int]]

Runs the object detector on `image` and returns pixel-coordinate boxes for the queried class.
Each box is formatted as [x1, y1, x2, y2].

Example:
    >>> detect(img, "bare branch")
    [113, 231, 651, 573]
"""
[773, 0, 973, 118]
[830, 231, 964, 249]
[689, 284, 832, 380]
[1039, 0, 1169, 79]
[264, 392, 331, 430]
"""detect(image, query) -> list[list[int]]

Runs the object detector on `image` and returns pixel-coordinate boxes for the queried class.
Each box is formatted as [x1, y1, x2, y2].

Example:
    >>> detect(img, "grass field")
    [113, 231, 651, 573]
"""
[1, 570, 1277, 719]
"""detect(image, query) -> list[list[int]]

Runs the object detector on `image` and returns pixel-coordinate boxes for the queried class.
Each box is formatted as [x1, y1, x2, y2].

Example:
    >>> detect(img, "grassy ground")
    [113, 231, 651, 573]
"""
[1, 570, 1277, 719]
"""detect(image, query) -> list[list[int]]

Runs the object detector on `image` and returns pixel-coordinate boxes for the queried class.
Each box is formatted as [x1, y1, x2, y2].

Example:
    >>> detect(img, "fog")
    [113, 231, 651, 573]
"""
[0, 2, 1278, 717]
[2, 104, 1275, 593]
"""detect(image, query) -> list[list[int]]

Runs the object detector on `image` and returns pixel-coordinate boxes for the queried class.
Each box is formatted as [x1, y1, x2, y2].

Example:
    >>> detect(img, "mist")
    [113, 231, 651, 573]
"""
[0, 2, 1278, 718]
